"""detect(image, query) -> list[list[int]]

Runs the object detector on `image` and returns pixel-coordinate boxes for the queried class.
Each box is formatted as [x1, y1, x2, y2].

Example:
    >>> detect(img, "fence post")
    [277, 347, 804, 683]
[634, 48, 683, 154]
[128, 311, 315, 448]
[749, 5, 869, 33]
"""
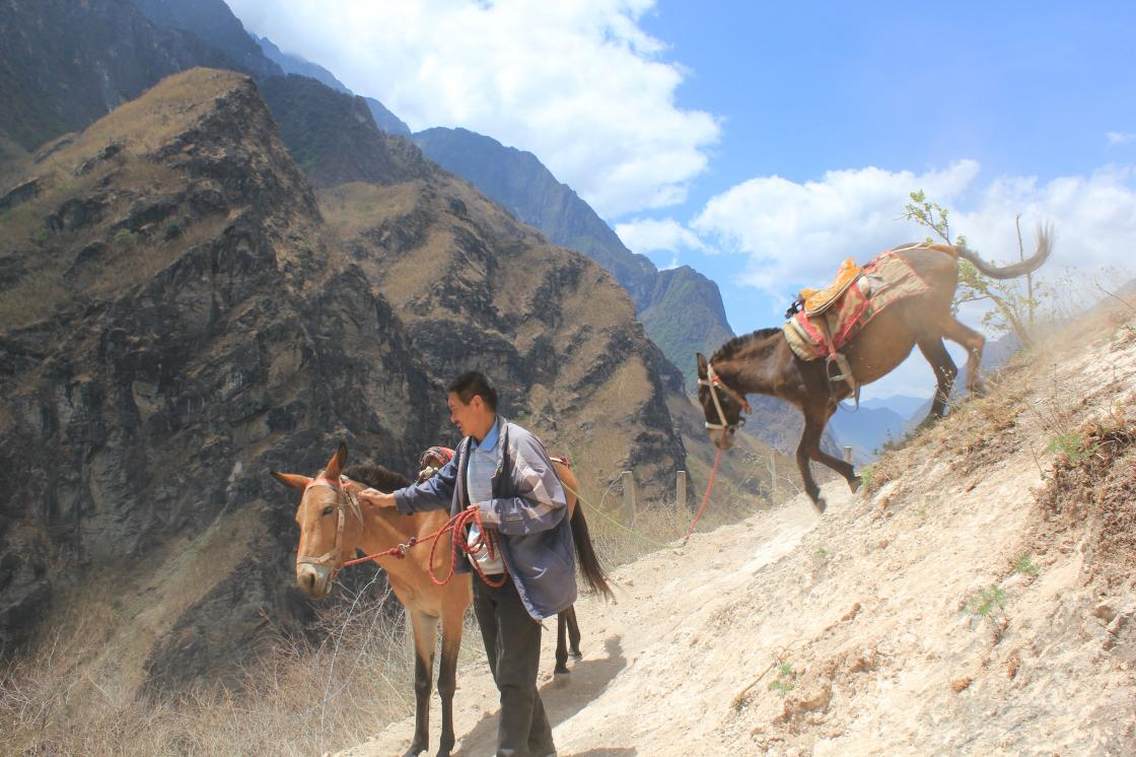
[621, 470, 637, 523]
[676, 470, 687, 513]
[843, 445, 853, 464]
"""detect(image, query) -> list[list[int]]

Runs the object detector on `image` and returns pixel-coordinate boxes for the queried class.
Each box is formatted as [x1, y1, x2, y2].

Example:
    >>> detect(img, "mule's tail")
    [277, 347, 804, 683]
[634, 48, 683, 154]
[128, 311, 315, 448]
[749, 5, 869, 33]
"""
[570, 504, 614, 601]
[955, 225, 1053, 279]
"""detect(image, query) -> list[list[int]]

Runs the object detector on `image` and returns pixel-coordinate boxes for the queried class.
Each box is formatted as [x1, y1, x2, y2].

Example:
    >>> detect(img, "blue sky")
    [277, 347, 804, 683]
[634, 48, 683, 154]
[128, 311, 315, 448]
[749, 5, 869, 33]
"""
[631, 2, 1136, 294]
[646, 2, 1136, 188]
[228, 0, 1136, 398]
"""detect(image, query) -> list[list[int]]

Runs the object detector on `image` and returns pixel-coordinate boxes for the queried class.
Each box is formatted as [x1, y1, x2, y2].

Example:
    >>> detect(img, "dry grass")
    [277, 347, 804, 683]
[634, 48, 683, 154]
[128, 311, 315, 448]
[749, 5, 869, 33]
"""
[860, 348, 1036, 499]
[1, 576, 419, 756]
[1033, 409, 1136, 587]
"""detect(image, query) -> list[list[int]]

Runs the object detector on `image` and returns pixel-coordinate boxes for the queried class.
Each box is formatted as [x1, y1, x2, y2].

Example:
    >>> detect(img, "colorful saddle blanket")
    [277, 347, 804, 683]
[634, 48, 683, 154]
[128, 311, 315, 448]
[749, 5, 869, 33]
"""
[783, 249, 931, 361]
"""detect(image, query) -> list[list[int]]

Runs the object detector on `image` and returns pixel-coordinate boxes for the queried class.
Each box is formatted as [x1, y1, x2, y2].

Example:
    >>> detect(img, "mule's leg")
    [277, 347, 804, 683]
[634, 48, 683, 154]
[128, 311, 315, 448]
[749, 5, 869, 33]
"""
[807, 404, 860, 492]
[407, 611, 438, 757]
[917, 337, 958, 423]
[555, 612, 570, 674]
[566, 605, 582, 658]
[437, 604, 464, 757]
[796, 413, 827, 512]
[939, 317, 987, 395]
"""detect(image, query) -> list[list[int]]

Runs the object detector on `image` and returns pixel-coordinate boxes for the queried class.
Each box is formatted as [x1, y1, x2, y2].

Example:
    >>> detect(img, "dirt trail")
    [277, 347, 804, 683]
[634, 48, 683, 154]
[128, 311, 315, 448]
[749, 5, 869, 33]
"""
[344, 314, 1136, 756]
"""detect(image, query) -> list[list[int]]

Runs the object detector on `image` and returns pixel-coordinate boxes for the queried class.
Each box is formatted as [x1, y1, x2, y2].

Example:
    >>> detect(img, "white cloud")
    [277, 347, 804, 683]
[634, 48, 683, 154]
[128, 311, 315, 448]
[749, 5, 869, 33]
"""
[226, 0, 720, 219]
[1107, 131, 1135, 145]
[693, 160, 1136, 296]
[614, 217, 707, 258]
[691, 160, 982, 293]
[692, 160, 1136, 399]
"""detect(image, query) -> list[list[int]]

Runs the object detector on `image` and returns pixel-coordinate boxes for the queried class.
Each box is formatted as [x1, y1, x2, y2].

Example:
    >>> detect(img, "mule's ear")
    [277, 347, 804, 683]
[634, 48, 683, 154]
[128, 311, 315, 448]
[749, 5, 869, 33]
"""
[696, 353, 709, 379]
[324, 442, 347, 480]
[271, 471, 312, 490]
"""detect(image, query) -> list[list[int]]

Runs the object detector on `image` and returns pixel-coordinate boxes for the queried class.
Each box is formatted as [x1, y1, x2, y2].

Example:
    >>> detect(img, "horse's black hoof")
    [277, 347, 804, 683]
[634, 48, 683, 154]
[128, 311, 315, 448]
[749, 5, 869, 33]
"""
[554, 665, 571, 675]
[811, 496, 827, 514]
[403, 744, 426, 757]
[849, 475, 862, 493]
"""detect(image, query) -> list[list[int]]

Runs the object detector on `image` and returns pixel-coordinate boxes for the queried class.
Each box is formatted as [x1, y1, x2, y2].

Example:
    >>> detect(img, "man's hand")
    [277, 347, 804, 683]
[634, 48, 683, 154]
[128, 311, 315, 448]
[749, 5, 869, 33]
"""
[341, 476, 397, 508]
[358, 488, 397, 509]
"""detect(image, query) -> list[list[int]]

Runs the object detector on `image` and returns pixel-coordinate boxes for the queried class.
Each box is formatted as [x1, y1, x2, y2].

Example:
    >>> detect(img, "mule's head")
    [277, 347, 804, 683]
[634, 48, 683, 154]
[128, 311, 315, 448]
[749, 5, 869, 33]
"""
[271, 442, 359, 599]
[696, 352, 749, 450]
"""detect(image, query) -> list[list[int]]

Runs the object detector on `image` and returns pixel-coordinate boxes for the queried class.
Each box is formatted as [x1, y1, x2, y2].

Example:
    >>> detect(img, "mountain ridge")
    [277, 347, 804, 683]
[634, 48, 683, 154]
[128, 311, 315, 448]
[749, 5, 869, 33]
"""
[412, 125, 737, 391]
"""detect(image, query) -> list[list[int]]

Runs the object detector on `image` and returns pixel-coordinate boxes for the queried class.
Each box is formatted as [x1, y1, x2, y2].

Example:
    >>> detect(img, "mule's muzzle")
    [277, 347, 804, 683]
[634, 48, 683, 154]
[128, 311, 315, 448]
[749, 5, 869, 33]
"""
[709, 427, 737, 450]
[296, 563, 333, 598]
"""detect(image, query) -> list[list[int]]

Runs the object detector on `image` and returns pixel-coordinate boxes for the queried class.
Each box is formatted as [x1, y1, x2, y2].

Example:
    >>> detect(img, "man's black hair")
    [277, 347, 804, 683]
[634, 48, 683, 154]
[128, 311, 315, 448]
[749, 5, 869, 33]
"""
[447, 371, 498, 411]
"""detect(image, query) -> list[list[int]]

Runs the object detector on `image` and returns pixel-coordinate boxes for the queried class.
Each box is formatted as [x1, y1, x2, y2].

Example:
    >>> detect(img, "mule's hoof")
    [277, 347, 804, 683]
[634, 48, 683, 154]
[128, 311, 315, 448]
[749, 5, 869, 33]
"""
[402, 746, 425, 757]
[554, 665, 571, 675]
[811, 496, 827, 514]
[569, 650, 583, 660]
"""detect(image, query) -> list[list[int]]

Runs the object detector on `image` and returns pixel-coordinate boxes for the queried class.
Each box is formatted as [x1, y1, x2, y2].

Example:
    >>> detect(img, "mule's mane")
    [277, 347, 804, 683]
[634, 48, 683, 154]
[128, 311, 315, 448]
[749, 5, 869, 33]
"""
[343, 462, 411, 491]
[710, 327, 782, 364]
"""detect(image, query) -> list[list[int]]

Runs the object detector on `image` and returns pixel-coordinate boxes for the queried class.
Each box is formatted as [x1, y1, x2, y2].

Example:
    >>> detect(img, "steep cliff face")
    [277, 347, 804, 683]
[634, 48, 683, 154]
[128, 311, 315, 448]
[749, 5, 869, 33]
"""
[0, 66, 693, 698]
[132, 0, 282, 79]
[258, 75, 430, 188]
[0, 0, 236, 150]
[640, 265, 735, 388]
[320, 177, 687, 501]
[413, 127, 657, 305]
[253, 34, 413, 137]
[0, 70, 439, 682]
[412, 127, 737, 391]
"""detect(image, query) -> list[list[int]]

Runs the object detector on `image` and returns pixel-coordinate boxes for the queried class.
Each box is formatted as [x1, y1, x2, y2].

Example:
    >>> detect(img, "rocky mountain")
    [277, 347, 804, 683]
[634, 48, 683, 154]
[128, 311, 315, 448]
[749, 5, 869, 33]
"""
[0, 0, 788, 709]
[318, 177, 687, 498]
[0, 0, 235, 150]
[861, 394, 928, 419]
[253, 34, 412, 137]
[253, 33, 351, 93]
[412, 127, 735, 389]
[640, 264, 734, 376]
[0, 63, 694, 695]
[828, 403, 908, 459]
[132, 0, 281, 79]
[258, 74, 428, 187]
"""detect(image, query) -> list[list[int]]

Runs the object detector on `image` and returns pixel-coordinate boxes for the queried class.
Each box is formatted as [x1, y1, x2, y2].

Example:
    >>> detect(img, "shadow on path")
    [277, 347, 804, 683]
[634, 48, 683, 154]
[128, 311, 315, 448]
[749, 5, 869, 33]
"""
[456, 635, 628, 755]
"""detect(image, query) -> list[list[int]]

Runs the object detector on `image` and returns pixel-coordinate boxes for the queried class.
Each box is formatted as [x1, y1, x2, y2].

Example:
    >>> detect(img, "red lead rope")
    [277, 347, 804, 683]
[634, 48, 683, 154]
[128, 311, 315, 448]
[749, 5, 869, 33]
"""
[341, 506, 508, 588]
[684, 448, 722, 540]
[426, 507, 509, 588]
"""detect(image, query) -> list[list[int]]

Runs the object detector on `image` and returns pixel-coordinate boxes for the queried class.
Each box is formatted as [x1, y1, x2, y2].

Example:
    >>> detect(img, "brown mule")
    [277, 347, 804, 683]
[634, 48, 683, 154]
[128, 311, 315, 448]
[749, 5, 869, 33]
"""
[695, 230, 1052, 512]
[273, 443, 610, 757]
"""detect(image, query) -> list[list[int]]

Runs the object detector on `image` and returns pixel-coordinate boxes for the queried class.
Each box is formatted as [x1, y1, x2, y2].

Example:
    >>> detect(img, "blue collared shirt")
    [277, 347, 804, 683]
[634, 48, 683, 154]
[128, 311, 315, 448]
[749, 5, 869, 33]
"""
[466, 418, 504, 573]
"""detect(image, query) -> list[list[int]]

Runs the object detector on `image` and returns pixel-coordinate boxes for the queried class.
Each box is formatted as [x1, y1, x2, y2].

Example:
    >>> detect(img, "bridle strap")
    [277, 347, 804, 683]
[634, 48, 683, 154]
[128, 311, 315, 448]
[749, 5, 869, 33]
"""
[296, 478, 362, 575]
[698, 363, 751, 431]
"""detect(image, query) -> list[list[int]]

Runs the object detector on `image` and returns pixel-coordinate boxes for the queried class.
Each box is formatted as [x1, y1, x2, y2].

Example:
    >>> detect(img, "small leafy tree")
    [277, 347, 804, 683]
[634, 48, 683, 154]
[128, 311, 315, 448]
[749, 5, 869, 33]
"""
[903, 190, 1044, 346]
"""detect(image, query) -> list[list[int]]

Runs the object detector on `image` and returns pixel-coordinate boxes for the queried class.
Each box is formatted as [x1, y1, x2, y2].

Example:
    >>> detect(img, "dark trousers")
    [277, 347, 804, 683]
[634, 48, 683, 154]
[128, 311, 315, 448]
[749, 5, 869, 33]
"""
[473, 576, 555, 757]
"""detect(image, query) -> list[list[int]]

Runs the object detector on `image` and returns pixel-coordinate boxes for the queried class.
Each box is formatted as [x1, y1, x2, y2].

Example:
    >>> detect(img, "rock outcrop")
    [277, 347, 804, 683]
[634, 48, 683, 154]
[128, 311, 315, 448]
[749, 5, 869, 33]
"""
[0, 70, 436, 680]
[413, 127, 736, 390]
[0, 67, 690, 696]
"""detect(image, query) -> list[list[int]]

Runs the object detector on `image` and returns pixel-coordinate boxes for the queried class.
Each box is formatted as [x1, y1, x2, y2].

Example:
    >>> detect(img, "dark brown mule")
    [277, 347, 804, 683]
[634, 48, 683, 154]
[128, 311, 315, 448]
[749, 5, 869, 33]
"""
[273, 444, 610, 757]
[696, 231, 1052, 512]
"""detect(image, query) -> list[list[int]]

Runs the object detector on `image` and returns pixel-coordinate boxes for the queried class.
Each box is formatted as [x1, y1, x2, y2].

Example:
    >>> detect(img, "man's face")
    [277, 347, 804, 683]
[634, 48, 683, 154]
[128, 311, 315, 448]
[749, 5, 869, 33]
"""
[447, 392, 484, 437]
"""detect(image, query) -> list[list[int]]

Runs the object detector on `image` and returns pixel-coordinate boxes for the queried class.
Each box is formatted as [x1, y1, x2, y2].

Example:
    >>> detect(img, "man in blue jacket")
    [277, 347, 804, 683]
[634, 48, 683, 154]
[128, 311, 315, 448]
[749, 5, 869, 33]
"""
[358, 371, 575, 757]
